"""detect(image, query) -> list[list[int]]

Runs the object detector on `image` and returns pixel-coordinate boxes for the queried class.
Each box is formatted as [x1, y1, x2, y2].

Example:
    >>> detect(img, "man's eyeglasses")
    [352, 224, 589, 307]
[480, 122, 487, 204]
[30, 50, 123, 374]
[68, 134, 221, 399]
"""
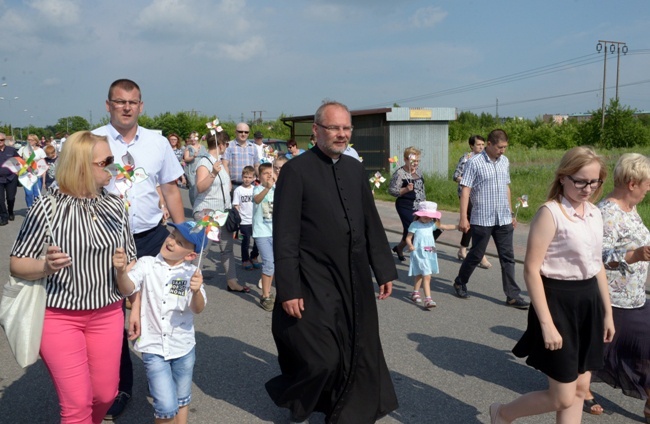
[566, 175, 603, 190]
[236, 130, 249, 134]
[109, 99, 141, 108]
[315, 123, 353, 133]
[93, 156, 115, 168]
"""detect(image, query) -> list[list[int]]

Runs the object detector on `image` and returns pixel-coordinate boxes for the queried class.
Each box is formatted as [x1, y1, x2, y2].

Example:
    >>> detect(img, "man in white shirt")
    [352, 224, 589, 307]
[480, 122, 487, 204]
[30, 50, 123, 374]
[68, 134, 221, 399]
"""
[93, 78, 185, 420]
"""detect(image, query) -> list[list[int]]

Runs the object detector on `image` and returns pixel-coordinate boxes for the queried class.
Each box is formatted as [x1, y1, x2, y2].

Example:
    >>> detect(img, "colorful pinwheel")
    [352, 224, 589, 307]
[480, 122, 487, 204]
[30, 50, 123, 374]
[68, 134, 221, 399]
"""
[2, 145, 48, 190]
[369, 171, 386, 194]
[514, 194, 529, 220]
[260, 145, 277, 164]
[388, 156, 399, 169]
[191, 209, 226, 268]
[105, 151, 149, 207]
[206, 118, 223, 134]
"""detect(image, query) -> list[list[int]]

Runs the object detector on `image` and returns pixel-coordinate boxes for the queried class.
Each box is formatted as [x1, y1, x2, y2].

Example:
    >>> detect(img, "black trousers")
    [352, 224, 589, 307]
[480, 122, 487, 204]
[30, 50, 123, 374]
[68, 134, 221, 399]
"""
[0, 177, 18, 220]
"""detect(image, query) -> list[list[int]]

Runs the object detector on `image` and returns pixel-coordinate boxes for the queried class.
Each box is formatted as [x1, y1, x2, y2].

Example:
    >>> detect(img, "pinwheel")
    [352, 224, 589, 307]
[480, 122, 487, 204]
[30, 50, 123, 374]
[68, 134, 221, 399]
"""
[206, 118, 223, 135]
[105, 151, 149, 208]
[2, 146, 48, 190]
[514, 194, 529, 220]
[191, 209, 227, 268]
[260, 145, 277, 164]
[369, 171, 386, 194]
[388, 156, 399, 169]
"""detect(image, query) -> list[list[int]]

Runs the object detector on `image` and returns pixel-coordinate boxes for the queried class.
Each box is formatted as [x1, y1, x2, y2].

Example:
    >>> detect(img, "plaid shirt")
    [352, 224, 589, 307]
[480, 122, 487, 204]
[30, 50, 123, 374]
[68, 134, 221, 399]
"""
[460, 150, 512, 226]
[223, 140, 260, 184]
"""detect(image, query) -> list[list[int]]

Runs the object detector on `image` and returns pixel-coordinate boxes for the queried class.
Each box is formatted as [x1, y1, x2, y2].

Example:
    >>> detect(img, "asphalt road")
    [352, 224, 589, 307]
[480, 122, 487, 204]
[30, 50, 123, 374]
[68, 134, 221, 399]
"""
[0, 189, 646, 423]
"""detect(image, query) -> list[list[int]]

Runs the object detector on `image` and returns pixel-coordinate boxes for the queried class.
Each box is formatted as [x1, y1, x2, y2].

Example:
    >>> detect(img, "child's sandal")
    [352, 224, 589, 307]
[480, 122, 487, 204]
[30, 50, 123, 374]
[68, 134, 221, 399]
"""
[424, 297, 437, 308]
[411, 292, 422, 303]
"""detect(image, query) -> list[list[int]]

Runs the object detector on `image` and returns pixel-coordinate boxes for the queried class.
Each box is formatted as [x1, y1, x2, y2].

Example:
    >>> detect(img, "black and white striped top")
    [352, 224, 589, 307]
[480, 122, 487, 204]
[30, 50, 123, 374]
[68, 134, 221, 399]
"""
[11, 188, 137, 310]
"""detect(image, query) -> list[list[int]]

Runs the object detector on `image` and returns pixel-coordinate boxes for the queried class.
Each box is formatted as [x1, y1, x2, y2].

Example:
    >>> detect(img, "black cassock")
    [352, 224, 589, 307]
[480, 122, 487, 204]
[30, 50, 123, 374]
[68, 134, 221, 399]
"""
[266, 146, 399, 423]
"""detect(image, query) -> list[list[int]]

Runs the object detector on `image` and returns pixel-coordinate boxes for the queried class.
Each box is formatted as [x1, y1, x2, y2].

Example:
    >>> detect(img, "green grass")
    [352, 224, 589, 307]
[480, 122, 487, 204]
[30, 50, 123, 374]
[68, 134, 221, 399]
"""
[374, 142, 650, 223]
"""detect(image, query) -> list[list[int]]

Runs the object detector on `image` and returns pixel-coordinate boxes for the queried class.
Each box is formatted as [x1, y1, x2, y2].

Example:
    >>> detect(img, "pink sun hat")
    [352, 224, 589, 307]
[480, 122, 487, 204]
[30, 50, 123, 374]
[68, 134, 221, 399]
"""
[413, 201, 442, 219]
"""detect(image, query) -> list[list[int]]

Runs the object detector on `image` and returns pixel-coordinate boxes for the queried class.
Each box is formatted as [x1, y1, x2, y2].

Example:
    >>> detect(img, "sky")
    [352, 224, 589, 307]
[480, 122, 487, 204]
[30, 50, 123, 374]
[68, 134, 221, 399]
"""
[0, 0, 649, 129]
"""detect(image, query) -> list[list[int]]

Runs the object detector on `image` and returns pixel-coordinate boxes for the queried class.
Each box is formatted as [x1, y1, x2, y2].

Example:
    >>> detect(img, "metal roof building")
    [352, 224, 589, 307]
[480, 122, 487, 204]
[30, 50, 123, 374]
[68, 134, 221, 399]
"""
[281, 106, 456, 176]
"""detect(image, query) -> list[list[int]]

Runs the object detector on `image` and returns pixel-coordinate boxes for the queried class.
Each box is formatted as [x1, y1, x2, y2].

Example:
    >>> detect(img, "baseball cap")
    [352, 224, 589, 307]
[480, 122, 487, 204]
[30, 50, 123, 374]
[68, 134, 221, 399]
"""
[253, 131, 264, 139]
[167, 221, 209, 254]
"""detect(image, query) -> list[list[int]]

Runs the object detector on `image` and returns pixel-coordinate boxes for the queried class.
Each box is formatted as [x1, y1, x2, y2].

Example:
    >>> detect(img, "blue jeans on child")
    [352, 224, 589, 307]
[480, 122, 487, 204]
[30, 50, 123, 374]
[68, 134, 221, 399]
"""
[254, 236, 274, 276]
[142, 347, 195, 419]
[24, 178, 42, 208]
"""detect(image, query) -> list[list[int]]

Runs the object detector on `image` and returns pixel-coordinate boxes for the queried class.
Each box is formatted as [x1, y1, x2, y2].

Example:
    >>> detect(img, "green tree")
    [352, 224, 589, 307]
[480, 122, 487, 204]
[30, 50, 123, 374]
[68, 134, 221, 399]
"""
[579, 99, 650, 148]
[54, 116, 90, 135]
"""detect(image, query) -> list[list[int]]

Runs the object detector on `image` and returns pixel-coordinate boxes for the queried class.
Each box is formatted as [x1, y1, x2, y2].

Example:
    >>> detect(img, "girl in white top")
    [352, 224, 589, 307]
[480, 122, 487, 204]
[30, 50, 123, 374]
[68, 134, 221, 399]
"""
[491, 146, 615, 424]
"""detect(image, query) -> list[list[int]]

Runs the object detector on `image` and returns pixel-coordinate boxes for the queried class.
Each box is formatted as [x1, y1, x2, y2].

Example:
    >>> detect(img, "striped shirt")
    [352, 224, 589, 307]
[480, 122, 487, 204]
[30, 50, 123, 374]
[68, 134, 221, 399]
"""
[10, 188, 137, 310]
[461, 150, 513, 227]
[192, 156, 232, 214]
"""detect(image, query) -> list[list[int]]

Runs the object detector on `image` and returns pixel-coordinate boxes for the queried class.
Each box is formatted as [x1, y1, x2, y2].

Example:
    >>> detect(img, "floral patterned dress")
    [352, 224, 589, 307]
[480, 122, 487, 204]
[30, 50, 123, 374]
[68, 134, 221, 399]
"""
[599, 199, 650, 309]
[593, 198, 650, 400]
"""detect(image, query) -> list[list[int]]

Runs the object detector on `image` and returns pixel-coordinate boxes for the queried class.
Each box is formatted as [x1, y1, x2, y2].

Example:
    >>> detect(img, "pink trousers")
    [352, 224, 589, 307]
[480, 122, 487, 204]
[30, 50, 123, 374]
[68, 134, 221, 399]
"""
[40, 301, 123, 424]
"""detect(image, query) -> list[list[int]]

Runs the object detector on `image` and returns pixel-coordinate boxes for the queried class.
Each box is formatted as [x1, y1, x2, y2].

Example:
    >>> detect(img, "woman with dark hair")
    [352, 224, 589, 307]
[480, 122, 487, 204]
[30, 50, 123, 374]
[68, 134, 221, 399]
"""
[183, 131, 208, 206]
[10, 131, 136, 423]
[168, 132, 187, 187]
[453, 135, 491, 268]
[285, 139, 305, 159]
[193, 130, 248, 293]
[490, 146, 614, 423]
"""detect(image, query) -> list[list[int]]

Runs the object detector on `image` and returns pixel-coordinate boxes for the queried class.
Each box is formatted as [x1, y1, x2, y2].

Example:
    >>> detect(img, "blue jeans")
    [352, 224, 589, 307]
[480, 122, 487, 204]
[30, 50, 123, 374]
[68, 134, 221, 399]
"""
[142, 347, 195, 419]
[455, 224, 522, 300]
[24, 178, 42, 208]
[254, 236, 274, 276]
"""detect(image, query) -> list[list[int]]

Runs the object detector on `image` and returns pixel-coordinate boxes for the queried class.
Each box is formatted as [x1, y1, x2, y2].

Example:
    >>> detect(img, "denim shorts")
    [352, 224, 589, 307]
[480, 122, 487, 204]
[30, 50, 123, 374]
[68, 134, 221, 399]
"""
[142, 347, 195, 419]
[254, 236, 274, 276]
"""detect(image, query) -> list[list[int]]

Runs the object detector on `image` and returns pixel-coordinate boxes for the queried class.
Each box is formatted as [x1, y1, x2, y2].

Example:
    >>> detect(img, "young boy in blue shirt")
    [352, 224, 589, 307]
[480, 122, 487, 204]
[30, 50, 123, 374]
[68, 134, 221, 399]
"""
[113, 221, 207, 424]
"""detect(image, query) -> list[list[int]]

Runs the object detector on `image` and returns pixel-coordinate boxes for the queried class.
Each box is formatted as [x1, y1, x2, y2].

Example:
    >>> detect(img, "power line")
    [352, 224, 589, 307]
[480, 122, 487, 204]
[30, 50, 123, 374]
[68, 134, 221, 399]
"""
[356, 49, 650, 109]
[458, 78, 650, 112]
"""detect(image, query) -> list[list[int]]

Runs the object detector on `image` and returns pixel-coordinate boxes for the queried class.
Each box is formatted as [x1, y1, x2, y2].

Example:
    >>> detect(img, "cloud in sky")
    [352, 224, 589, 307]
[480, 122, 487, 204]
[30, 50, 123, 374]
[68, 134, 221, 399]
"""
[410, 6, 447, 28]
[0, 0, 648, 128]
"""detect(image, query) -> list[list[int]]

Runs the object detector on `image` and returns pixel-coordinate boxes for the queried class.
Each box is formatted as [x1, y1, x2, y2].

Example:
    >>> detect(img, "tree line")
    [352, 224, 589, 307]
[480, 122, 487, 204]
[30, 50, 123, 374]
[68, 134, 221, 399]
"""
[450, 99, 650, 149]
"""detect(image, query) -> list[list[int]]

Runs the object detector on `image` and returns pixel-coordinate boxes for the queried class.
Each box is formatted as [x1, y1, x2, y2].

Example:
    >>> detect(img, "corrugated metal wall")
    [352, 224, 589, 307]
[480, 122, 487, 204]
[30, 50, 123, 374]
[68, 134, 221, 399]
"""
[385, 108, 455, 177]
[388, 121, 449, 177]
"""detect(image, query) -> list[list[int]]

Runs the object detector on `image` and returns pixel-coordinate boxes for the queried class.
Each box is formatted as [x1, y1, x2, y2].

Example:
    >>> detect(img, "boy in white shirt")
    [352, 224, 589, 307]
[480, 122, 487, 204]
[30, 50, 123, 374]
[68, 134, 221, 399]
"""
[233, 166, 260, 270]
[113, 221, 207, 424]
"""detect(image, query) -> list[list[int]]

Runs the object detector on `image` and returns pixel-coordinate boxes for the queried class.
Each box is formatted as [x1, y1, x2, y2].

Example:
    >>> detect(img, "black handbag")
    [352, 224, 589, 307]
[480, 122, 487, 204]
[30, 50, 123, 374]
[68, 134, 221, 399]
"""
[224, 207, 241, 233]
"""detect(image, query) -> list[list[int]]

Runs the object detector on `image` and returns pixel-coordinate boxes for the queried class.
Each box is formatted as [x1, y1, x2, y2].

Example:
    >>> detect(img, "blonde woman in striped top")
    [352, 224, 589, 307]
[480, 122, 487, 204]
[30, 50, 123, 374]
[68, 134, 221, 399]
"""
[10, 131, 137, 423]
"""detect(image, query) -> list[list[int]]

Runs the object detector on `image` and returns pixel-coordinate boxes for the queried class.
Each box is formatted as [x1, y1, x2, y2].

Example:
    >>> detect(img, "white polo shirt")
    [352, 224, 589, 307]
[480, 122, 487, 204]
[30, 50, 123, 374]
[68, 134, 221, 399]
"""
[93, 123, 184, 234]
[128, 255, 207, 360]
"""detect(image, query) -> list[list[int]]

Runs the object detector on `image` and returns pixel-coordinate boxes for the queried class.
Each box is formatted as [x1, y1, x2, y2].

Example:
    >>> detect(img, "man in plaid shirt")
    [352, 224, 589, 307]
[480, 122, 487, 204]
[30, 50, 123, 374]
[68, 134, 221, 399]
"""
[223, 122, 260, 191]
[453, 129, 529, 309]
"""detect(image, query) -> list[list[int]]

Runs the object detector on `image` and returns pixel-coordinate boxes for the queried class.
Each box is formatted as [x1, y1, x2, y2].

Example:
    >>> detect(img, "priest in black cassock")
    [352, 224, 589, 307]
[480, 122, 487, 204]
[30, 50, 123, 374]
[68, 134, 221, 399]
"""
[266, 101, 399, 424]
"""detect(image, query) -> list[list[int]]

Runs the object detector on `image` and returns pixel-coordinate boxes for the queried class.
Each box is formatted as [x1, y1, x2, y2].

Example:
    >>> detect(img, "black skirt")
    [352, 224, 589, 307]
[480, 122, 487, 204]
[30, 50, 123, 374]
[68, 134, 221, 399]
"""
[512, 275, 604, 383]
[592, 301, 650, 399]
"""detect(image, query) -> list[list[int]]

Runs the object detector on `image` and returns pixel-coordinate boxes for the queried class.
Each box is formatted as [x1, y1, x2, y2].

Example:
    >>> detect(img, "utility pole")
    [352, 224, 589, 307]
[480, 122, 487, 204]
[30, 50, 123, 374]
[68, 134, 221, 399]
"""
[596, 40, 627, 129]
[251, 110, 265, 124]
[495, 98, 499, 123]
